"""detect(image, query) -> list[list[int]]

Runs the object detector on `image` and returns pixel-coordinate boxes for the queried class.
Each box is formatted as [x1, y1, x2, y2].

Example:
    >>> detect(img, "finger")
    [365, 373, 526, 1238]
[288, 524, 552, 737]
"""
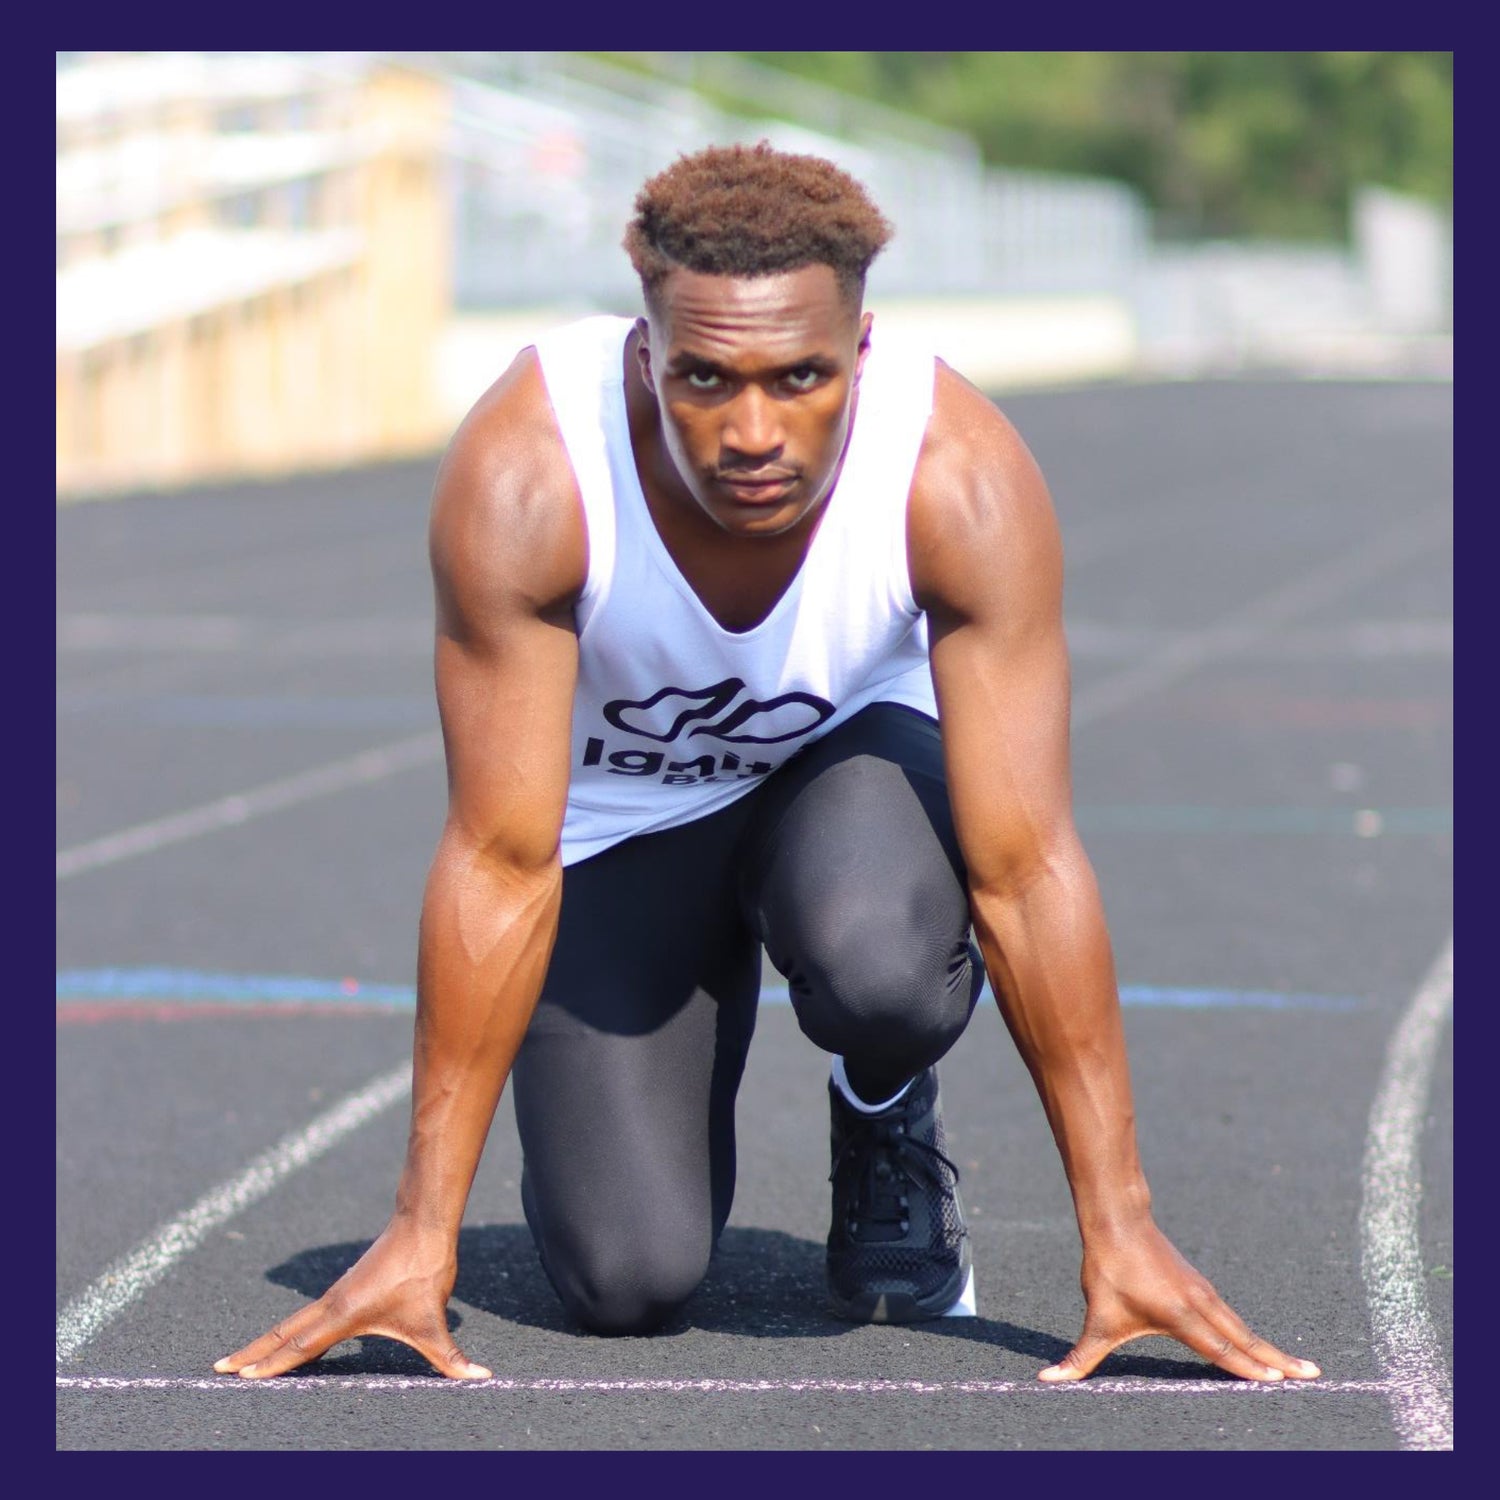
[1038, 1322, 1124, 1382]
[391, 1328, 491, 1381]
[356, 1309, 492, 1381]
[1216, 1326, 1321, 1381]
[214, 1336, 294, 1374]
[215, 1305, 350, 1380]
[214, 1317, 316, 1374]
[215, 1305, 329, 1373]
[1190, 1292, 1322, 1381]
[1165, 1309, 1315, 1383]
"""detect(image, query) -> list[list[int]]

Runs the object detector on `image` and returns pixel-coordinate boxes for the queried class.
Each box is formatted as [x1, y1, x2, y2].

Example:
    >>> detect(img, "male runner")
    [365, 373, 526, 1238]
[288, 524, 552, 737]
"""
[217, 143, 1321, 1384]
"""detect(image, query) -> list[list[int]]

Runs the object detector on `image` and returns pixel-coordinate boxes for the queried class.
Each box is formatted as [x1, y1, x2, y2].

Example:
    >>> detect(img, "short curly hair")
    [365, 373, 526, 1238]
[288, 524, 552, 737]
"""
[623, 141, 893, 308]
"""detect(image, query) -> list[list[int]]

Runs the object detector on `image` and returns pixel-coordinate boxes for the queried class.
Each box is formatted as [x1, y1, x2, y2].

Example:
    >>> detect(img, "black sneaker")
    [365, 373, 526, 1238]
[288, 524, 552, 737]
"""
[826, 1066, 971, 1322]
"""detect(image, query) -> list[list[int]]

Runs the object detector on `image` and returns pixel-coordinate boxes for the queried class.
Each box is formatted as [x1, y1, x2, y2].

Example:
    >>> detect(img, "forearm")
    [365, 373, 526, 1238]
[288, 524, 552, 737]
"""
[392, 830, 563, 1236]
[970, 851, 1152, 1244]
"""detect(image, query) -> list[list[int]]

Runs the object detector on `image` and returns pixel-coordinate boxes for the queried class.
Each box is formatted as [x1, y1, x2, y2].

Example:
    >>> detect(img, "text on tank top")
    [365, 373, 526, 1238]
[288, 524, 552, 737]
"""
[532, 315, 938, 865]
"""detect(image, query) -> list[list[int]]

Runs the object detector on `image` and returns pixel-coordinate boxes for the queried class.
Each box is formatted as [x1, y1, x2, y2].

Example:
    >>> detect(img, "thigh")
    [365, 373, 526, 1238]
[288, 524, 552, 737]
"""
[511, 798, 762, 1278]
[738, 703, 978, 1049]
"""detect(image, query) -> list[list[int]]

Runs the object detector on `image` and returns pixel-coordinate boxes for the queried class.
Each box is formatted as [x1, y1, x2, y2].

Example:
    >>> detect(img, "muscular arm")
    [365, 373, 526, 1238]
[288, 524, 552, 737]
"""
[400, 352, 582, 1242]
[911, 363, 1319, 1383]
[216, 350, 585, 1380]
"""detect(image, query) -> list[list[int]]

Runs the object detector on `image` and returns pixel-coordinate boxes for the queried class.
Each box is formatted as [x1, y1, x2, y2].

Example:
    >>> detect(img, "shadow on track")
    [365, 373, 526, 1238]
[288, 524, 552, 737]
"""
[266, 1224, 1231, 1381]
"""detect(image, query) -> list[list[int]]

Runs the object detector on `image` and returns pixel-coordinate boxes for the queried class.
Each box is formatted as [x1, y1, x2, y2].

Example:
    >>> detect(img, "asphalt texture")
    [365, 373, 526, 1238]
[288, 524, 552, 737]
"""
[56, 376, 1453, 1453]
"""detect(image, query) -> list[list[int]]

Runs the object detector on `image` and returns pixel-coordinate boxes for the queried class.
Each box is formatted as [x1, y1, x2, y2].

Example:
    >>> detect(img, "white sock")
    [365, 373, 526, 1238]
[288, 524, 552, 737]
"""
[831, 1055, 913, 1114]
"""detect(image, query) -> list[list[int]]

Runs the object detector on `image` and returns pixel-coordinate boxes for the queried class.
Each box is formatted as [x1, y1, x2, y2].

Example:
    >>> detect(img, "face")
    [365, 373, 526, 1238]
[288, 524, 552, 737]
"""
[636, 264, 873, 538]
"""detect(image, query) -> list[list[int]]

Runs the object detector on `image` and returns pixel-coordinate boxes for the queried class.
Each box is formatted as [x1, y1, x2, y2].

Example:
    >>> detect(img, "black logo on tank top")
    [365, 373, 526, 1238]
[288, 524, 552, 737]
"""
[584, 678, 835, 786]
[603, 678, 834, 744]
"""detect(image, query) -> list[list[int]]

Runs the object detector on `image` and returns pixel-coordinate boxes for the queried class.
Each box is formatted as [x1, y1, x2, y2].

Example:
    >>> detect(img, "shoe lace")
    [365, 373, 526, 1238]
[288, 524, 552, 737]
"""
[829, 1106, 961, 1239]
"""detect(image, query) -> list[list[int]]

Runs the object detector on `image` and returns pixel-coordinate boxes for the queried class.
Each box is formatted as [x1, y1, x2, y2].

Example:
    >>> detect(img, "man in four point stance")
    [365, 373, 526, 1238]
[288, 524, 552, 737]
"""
[217, 143, 1321, 1387]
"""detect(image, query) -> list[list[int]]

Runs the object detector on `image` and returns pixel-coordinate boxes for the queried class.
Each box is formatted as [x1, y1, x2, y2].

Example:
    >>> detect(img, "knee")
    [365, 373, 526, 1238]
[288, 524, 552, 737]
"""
[550, 1231, 710, 1336]
[793, 929, 975, 1060]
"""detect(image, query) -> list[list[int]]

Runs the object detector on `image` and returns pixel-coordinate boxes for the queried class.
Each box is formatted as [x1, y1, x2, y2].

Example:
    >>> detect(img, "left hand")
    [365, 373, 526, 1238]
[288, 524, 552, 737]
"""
[1039, 1220, 1322, 1383]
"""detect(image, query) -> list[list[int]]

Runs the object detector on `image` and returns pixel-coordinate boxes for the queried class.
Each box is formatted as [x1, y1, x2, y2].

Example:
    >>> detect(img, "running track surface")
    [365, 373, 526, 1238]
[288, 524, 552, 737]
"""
[56, 376, 1452, 1452]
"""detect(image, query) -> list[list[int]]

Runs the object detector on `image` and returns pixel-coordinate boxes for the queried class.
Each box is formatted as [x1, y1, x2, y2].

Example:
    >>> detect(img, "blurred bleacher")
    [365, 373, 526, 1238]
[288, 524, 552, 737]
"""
[56, 52, 452, 499]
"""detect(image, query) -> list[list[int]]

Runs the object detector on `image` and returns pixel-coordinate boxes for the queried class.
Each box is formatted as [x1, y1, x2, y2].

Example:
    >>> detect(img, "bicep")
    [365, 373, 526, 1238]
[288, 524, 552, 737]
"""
[427, 359, 584, 871]
[915, 369, 1081, 895]
[434, 609, 577, 872]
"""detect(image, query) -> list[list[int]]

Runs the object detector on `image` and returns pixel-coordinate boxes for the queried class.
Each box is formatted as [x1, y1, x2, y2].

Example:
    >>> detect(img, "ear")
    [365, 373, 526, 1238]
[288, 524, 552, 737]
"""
[853, 312, 874, 385]
[633, 317, 656, 396]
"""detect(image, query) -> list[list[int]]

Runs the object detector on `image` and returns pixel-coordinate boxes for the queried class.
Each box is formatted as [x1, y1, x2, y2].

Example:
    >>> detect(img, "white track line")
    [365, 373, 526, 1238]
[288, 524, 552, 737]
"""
[56, 1065, 412, 1364]
[55, 1374, 1388, 1396]
[1071, 513, 1446, 729]
[1359, 935, 1454, 1451]
[56, 731, 442, 880]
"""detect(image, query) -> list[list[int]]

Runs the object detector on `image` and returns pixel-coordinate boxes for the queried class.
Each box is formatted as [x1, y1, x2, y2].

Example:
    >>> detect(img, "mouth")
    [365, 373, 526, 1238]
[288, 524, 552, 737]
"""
[715, 473, 798, 504]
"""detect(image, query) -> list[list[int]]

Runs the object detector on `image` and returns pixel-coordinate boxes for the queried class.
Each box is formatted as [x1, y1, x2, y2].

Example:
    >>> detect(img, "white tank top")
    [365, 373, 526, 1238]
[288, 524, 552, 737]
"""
[534, 315, 938, 865]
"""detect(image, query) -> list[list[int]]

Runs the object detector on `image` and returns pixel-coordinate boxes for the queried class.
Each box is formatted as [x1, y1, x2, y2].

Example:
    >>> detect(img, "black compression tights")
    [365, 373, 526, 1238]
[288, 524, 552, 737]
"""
[509, 703, 983, 1335]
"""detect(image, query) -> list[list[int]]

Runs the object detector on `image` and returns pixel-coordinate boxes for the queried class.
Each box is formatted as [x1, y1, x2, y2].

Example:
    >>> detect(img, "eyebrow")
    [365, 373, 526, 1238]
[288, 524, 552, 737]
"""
[664, 352, 841, 377]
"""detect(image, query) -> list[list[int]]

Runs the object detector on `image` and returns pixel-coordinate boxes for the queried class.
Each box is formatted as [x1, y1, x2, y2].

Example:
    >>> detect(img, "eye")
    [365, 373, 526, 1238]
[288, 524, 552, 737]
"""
[783, 366, 822, 392]
[685, 368, 722, 391]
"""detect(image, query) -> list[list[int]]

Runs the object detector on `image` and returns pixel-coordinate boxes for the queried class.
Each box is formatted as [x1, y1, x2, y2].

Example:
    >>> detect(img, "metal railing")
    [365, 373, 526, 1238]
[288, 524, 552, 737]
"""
[415, 51, 1150, 308]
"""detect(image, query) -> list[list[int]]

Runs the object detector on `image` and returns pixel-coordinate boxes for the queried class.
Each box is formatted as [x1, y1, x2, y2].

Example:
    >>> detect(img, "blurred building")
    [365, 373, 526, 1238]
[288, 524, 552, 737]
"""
[55, 51, 1156, 500]
[56, 53, 451, 499]
[57, 52, 1450, 501]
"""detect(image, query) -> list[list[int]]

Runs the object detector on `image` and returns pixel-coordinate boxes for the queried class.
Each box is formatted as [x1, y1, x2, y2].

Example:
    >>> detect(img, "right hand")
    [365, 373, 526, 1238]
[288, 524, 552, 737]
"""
[213, 1220, 492, 1381]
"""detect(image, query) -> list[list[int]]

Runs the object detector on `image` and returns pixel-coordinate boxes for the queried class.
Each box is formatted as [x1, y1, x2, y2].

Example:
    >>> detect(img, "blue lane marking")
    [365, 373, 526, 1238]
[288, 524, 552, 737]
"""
[56, 969, 1365, 1013]
[978, 981, 1363, 1012]
[54, 968, 417, 1006]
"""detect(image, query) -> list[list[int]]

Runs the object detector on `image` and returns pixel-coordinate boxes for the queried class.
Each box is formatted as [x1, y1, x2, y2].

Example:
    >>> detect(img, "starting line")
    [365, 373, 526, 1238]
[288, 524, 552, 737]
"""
[57, 1374, 1386, 1397]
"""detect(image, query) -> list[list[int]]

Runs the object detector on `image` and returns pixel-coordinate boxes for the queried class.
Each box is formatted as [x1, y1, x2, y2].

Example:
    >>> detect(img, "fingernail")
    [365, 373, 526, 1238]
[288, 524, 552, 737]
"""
[240, 1363, 258, 1377]
[213, 1360, 231, 1373]
[1262, 1367, 1284, 1381]
[466, 1364, 492, 1379]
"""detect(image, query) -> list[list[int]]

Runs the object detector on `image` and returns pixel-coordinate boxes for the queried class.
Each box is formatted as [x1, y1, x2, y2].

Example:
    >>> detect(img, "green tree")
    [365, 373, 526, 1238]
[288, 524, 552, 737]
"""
[739, 52, 1451, 240]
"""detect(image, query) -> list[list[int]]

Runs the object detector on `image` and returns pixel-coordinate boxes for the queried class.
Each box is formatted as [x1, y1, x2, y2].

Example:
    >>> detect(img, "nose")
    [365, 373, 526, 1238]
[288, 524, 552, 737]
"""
[722, 384, 784, 462]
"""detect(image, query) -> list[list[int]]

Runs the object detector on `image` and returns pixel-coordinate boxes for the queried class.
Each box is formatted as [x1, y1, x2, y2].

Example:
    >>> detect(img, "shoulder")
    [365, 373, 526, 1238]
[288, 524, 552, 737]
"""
[429, 345, 588, 633]
[907, 359, 1062, 622]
